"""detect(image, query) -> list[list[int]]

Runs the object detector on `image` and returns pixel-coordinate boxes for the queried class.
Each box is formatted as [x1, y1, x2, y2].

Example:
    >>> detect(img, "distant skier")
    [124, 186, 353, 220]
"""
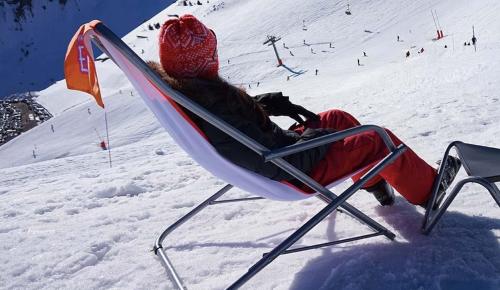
[32, 149, 36, 159]
[315, 69, 318, 75]
[100, 141, 107, 151]
[147, 14, 462, 209]
[87, 108, 91, 115]
[397, 35, 400, 42]
[357, 59, 360, 66]
[51, 124, 54, 132]
[472, 35, 477, 46]
[289, 51, 294, 56]
[405, 51, 410, 58]
[363, 51, 367, 57]
[420, 48, 424, 53]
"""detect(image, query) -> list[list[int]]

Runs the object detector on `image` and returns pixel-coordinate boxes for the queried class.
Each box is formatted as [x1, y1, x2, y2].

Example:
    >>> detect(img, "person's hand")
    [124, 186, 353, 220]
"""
[254, 92, 319, 124]
[288, 104, 319, 125]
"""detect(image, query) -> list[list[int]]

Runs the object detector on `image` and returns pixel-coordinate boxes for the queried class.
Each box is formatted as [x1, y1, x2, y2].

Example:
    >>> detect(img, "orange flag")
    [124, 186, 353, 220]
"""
[64, 20, 104, 108]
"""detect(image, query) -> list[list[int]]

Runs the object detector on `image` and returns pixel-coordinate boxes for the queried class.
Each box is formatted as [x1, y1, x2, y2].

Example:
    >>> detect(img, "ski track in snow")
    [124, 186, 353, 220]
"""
[1, 0, 499, 289]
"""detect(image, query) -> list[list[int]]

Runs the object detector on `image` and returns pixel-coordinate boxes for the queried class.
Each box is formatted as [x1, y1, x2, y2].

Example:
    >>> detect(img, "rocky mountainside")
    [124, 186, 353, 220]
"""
[1, 0, 69, 26]
[0, 0, 174, 98]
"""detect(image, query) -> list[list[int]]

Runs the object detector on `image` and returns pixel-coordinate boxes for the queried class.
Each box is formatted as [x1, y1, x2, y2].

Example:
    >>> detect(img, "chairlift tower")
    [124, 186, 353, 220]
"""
[263, 35, 283, 66]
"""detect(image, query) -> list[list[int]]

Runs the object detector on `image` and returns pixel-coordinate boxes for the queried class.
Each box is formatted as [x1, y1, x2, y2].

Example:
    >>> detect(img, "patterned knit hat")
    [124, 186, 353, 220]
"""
[159, 14, 218, 79]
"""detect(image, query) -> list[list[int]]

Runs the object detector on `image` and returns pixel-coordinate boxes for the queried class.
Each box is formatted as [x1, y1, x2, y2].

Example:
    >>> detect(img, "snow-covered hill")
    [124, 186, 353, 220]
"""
[1, 0, 499, 289]
[0, 0, 174, 98]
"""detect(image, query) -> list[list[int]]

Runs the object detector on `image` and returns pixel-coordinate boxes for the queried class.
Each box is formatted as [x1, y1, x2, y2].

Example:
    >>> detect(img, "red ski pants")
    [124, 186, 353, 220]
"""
[294, 109, 437, 205]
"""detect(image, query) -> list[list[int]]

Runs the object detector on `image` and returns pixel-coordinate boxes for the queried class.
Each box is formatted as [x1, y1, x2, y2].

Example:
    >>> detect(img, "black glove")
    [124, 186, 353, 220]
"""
[253, 92, 319, 124]
[299, 128, 336, 141]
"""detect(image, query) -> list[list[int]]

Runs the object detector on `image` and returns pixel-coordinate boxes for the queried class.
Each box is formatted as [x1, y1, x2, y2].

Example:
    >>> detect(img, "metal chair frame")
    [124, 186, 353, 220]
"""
[91, 23, 407, 290]
[422, 141, 500, 234]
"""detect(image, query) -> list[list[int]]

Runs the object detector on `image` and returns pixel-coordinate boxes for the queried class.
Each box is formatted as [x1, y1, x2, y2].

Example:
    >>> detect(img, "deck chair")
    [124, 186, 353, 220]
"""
[65, 21, 407, 289]
[422, 141, 500, 234]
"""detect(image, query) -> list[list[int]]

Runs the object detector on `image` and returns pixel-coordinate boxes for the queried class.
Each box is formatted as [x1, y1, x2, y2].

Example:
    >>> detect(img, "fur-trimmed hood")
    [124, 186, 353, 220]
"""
[147, 61, 270, 131]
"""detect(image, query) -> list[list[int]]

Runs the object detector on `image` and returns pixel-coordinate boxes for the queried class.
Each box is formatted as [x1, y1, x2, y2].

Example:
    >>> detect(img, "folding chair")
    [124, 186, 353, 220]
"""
[65, 21, 407, 289]
[422, 141, 500, 234]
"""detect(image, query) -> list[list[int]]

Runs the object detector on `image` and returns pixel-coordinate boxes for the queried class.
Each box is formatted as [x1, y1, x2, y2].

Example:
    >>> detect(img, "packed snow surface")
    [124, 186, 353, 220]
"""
[1, 0, 499, 289]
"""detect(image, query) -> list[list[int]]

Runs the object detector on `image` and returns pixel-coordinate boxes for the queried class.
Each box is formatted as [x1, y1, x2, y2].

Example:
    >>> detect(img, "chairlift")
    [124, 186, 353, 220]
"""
[345, 3, 352, 15]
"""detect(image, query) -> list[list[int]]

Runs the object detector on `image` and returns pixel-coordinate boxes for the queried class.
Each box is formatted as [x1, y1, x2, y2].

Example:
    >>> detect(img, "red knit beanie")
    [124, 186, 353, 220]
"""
[159, 14, 219, 79]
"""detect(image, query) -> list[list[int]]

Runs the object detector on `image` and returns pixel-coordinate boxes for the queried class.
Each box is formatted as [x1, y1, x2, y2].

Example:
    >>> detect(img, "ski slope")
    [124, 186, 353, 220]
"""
[1, 0, 499, 289]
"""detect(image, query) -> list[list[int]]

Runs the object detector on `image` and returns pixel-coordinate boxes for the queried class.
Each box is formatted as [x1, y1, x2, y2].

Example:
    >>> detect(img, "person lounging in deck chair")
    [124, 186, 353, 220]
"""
[148, 14, 461, 209]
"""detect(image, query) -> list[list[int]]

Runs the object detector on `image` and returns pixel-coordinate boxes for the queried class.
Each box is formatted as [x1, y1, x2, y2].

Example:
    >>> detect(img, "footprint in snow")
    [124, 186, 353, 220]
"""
[93, 182, 146, 199]
[129, 211, 151, 221]
[0, 225, 20, 234]
[10, 265, 30, 277]
[3, 210, 21, 218]
[34, 205, 60, 215]
[176, 160, 193, 166]
[51, 242, 111, 275]
[65, 208, 80, 215]
[419, 130, 435, 137]
[172, 201, 195, 209]
[79, 172, 101, 179]
[224, 209, 244, 220]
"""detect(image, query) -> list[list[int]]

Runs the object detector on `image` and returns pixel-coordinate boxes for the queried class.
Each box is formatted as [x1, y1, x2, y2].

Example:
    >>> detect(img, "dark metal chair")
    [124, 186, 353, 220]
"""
[422, 141, 500, 234]
[68, 21, 409, 290]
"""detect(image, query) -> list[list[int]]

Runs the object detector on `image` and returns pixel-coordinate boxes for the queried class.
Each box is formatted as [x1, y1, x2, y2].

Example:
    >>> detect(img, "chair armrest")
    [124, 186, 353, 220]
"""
[263, 125, 396, 162]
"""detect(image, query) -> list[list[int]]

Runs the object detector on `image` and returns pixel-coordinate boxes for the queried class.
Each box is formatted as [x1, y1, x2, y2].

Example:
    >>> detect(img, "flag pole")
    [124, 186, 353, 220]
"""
[104, 110, 112, 168]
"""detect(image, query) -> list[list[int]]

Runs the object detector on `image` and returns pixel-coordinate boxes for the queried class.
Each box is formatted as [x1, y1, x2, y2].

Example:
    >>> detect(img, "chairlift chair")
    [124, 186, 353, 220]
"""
[345, 4, 352, 15]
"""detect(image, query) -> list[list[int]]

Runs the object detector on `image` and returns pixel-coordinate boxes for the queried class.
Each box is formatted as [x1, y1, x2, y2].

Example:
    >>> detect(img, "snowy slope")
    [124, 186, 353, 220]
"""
[1, 0, 499, 289]
[0, 0, 174, 98]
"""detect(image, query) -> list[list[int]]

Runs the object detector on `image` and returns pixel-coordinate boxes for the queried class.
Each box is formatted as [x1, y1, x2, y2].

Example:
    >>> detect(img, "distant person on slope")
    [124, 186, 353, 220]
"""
[147, 14, 461, 209]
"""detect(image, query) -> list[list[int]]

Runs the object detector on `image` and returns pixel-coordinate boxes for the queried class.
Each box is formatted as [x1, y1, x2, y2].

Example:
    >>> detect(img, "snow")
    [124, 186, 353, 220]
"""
[1, 0, 499, 289]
